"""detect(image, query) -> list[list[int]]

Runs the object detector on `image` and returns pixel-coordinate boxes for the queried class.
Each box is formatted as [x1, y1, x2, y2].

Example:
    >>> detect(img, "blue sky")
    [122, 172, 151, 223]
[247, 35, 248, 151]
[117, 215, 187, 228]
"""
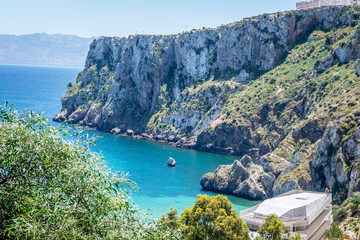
[1, 0, 299, 38]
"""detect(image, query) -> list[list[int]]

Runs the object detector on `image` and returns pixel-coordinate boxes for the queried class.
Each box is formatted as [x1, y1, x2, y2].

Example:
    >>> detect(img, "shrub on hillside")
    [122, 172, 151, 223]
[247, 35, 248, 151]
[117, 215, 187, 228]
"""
[350, 197, 360, 214]
[324, 224, 344, 240]
[334, 207, 349, 222]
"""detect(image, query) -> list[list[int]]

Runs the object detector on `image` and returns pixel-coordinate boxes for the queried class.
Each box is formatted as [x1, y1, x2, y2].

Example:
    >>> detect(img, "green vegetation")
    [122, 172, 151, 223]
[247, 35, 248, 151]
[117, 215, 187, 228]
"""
[191, 23, 360, 196]
[0, 107, 312, 239]
[350, 198, 360, 214]
[159, 195, 308, 240]
[181, 195, 250, 240]
[0, 104, 179, 239]
[5, 101, 349, 239]
[211, 25, 360, 141]
[334, 206, 349, 222]
[8, 7, 360, 240]
[256, 215, 300, 240]
[332, 193, 360, 235]
[325, 225, 344, 240]
[160, 195, 251, 239]
[151, 41, 167, 68]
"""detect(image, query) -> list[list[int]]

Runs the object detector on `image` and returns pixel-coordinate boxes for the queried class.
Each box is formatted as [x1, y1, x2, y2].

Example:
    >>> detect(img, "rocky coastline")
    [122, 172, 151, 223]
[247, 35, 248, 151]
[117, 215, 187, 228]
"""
[55, 6, 360, 202]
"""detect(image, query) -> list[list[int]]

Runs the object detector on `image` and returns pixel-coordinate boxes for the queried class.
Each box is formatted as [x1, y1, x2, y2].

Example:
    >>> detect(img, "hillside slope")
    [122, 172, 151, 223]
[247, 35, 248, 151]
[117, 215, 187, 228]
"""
[201, 22, 360, 202]
[0, 33, 93, 67]
[55, 6, 360, 202]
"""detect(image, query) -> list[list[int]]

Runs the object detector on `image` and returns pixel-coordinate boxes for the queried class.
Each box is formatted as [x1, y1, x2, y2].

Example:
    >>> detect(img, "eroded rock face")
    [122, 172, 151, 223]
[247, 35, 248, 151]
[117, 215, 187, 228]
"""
[201, 155, 273, 200]
[309, 126, 360, 203]
[196, 124, 254, 156]
[260, 153, 290, 178]
[335, 46, 353, 64]
[292, 120, 326, 144]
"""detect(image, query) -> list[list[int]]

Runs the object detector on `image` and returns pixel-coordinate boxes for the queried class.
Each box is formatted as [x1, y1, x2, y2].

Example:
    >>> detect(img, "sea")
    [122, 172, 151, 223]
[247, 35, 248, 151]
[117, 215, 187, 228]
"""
[0, 64, 259, 218]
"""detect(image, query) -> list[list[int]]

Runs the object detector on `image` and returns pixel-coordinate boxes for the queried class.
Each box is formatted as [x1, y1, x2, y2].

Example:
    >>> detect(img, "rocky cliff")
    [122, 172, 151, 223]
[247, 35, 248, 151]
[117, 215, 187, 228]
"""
[56, 6, 360, 202]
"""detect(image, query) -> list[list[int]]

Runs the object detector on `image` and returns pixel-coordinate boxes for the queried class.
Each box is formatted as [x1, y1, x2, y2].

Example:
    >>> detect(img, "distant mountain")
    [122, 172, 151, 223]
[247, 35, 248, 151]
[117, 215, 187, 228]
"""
[0, 33, 94, 67]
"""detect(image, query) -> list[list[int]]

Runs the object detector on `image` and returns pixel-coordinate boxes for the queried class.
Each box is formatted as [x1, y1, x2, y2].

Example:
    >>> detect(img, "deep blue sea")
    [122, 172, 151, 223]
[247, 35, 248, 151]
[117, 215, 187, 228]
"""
[0, 64, 259, 217]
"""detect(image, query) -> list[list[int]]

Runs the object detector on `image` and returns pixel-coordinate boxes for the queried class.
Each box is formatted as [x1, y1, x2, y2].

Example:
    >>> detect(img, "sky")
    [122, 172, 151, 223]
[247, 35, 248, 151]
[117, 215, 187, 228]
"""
[0, 0, 299, 38]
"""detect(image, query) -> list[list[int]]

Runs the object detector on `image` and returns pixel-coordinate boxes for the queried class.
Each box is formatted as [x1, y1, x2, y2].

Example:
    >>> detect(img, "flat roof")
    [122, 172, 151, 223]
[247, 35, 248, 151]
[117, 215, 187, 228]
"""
[253, 192, 328, 219]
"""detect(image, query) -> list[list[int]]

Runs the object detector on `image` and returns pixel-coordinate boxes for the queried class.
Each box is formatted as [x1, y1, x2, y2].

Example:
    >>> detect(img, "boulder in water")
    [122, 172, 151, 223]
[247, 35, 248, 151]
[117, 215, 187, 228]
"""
[126, 129, 134, 136]
[200, 155, 271, 200]
[167, 157, 176, 167]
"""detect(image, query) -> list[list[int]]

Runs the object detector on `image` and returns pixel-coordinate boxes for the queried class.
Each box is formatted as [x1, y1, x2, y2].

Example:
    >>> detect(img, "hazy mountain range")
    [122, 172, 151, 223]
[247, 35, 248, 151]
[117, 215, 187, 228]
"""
[0, 33, 94, 67]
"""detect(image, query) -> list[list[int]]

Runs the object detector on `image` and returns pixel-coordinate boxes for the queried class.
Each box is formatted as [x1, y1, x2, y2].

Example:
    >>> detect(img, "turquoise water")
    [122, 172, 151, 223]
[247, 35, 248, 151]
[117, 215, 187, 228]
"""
[0, 64, 259, 217]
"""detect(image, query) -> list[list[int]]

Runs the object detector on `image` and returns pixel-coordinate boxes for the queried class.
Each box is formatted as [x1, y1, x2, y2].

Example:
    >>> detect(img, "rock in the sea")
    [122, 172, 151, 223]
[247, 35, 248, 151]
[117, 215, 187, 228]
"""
[126, 129, 134, 136]
[167, 135, 179, 143]
[167, 157, 176, 167]
[111, 127, 121, 135]
[155, 135, 165, 141]
[200, 155, 269, 200]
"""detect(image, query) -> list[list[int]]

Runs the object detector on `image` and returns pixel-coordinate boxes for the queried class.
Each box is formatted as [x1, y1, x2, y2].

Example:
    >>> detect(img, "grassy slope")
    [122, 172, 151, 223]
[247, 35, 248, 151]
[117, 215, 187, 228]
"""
[200, 24, 360, 192]
[333, 193, 360, 235]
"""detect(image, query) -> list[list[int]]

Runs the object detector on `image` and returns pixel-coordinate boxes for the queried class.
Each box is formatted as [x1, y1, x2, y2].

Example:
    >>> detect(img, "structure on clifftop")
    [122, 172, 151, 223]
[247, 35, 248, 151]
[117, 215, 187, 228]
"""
[296, 0, 360, 10]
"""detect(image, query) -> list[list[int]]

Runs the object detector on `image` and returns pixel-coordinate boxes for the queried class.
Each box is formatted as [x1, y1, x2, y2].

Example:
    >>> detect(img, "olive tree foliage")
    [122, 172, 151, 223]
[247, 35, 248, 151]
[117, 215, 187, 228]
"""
[160, 194, 250, 240]
[256, 215, 301, 240]
[0, 104, 179, 239]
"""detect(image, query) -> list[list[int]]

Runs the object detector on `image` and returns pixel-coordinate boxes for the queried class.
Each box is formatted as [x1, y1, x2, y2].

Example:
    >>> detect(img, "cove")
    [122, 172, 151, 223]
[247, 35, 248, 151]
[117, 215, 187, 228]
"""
[0, 64, 259, 218]
[90, 130, 259, 217]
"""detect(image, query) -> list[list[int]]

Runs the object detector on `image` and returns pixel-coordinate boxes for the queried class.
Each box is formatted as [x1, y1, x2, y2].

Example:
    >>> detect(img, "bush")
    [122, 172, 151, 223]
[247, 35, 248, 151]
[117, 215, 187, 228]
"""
[334, 207, 349, 221]
[351, 20, 359, 27]
[350, 197, 360, 214]
[0, 105, 178, 239]
[168, 195, 251, 240]
[256, 214, 301, 240]
[325, 224, 344, 240]
[158, 207, 181, 230]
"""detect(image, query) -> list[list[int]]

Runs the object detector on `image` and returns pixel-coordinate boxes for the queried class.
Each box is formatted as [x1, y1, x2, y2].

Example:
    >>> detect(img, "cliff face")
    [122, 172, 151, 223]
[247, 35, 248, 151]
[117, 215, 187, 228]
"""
[56, 6, 360, 202]
[56, 7, 351, 134]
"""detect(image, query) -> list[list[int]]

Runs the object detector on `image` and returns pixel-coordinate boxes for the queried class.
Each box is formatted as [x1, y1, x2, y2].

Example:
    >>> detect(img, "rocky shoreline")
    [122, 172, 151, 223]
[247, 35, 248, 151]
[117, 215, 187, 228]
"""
[55, 6, 360, 202]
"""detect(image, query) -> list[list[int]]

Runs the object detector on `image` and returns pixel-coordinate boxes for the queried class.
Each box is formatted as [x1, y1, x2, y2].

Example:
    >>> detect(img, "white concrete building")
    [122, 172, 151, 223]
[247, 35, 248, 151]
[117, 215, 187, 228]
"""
[296, 0, 360, 10]
[239, 191, 333, 240]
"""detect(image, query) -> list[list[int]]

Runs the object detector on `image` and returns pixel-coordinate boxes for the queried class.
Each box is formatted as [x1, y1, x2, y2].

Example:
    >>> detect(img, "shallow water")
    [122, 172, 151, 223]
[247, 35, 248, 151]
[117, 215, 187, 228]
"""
[0, 64, 260, 218]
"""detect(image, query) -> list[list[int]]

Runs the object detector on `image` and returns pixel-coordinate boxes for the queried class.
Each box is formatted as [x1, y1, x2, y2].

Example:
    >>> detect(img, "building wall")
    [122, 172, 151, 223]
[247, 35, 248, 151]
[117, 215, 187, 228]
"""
[296, 0, 359, 9]
[240, 191, 333, 239]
